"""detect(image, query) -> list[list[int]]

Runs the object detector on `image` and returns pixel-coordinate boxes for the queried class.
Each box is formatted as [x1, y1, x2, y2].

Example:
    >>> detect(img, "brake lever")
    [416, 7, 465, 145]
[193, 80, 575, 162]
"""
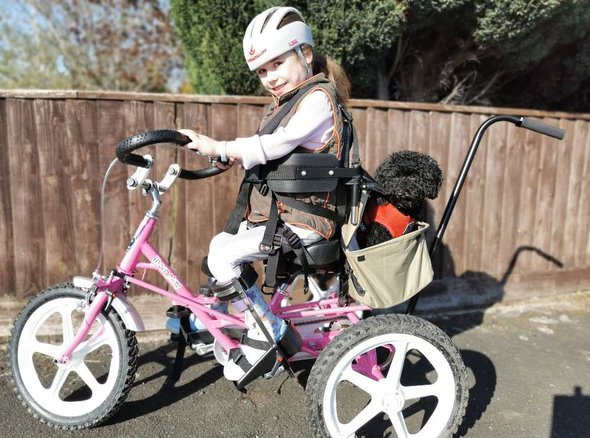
[192, 149, 222, 165]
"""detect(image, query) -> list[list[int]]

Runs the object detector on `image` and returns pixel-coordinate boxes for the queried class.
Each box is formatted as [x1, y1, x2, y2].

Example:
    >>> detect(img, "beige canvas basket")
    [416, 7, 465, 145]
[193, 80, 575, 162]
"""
[342, 193, 434, 308]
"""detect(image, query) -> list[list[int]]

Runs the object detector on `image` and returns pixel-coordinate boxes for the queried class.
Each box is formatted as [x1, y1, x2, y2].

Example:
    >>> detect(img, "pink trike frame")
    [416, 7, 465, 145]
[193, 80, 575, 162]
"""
[58, 207, 371, 365]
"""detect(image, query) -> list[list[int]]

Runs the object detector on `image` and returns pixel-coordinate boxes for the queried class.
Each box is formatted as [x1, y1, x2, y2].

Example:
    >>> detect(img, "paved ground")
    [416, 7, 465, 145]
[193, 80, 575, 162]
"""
[1, 291, 589, 437]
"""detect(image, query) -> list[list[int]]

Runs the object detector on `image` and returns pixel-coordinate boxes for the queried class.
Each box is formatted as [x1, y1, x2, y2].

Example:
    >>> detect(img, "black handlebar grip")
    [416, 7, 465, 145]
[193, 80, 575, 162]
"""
[116, 130, 191, 167]
[115, 129, 228, 180]
[520, 117, 565, 140]
[178, 166, 226, 180]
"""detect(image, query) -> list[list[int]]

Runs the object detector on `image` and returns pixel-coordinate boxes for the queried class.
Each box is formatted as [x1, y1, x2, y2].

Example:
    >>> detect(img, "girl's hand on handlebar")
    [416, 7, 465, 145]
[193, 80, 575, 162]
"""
[216, 157, 235, 170]
[177, 129, 224, 158]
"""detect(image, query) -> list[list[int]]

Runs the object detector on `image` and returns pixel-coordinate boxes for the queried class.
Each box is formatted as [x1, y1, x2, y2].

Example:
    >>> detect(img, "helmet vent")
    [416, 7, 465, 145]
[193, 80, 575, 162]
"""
[260, 8, 277, 32]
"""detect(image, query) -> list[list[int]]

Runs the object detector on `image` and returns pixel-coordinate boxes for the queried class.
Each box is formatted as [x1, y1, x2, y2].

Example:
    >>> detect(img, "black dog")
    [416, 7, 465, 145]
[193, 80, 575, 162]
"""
[359, 150, 443, 247]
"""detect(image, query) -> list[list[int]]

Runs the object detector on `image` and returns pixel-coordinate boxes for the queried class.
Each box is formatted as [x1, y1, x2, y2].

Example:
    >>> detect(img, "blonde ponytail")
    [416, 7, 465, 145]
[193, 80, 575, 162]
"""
[304, 47, 351, 105]
[324, 55, 351, 105]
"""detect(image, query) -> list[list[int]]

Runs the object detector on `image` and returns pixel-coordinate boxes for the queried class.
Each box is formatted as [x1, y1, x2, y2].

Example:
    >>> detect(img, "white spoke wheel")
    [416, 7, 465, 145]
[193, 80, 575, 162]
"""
[306, 314, 468, 438]
[8, 284, 138, 429]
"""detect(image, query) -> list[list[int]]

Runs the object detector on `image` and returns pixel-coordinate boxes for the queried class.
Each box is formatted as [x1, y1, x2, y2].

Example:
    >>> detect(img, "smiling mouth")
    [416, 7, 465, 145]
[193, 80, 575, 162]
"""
[271, 84, 286, 94]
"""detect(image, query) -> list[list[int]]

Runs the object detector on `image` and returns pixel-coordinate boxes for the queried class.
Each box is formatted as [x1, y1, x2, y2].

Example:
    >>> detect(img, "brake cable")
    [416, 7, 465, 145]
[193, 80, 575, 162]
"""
[94, 158, 120, 275]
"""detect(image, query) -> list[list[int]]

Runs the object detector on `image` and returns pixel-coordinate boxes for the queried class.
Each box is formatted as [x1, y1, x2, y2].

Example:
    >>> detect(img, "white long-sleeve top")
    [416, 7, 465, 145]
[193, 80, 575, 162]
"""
[228, 90, 335, 170]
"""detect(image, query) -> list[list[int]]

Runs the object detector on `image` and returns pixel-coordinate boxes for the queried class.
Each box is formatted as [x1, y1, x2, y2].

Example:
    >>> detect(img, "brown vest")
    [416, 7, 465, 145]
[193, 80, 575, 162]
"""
[247, 74, 347, 239]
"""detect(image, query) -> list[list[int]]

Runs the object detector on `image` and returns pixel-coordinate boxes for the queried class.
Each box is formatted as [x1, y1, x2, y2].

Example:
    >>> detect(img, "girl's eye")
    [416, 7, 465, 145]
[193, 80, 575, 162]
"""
[257, 68, 266, 76]
[273, 62, 282, 68]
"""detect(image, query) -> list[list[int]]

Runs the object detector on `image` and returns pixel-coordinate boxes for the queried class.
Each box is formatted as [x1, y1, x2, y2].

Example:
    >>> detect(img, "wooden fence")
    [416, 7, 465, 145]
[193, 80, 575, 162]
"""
[1, 90, 589, 301]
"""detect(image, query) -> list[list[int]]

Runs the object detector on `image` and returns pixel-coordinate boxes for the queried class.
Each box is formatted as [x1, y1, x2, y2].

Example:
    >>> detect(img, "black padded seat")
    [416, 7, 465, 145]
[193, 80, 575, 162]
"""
[293, 239, 341, 268]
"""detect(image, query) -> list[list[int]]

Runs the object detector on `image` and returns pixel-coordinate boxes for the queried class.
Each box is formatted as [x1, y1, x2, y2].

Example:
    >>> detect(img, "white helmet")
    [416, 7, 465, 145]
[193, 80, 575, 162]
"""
[243, 6, 314, 71]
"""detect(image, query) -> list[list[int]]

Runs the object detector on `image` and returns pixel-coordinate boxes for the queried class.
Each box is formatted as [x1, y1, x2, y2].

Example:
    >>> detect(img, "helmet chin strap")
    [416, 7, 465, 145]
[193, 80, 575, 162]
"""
[294, 46, 313, 78]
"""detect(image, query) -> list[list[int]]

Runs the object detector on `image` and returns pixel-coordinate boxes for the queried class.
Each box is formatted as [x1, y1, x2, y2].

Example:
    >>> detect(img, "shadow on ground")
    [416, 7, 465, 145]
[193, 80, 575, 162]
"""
[551, 386, 590, 438]
[105, 341, 224, 425]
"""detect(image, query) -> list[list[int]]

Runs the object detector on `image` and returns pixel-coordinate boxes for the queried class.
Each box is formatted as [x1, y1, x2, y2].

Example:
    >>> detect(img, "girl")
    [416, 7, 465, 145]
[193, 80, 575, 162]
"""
[178, 6, 352, 381]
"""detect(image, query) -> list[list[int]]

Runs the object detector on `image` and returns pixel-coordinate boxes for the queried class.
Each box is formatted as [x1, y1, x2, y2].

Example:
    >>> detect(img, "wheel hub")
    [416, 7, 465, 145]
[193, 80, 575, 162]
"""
[381, 389, 405, 412]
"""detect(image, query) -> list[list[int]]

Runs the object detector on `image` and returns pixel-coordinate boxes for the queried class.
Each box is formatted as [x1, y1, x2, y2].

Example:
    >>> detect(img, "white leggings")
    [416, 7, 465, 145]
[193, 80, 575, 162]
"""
[207, 221, 323, 283]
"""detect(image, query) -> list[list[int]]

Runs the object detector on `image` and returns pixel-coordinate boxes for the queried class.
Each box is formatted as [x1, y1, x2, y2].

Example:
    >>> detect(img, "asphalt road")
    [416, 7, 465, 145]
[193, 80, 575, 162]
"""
[1, 291, 589, 437]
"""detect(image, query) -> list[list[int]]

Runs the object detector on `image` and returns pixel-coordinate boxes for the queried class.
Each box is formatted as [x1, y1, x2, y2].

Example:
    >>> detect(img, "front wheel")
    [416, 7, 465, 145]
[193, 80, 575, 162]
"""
[305, 314, 468, 437]
[8, 284, 138, 429]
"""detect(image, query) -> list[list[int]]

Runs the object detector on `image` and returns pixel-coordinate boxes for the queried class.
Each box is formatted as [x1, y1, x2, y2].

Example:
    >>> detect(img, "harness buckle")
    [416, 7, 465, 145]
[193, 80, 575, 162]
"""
[259, 243, 273, 253]
[258, 183, 269, 196]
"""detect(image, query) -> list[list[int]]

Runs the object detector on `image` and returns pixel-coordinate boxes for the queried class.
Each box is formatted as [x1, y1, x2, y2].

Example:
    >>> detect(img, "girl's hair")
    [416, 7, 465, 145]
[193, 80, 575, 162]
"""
[279, 13, 351, 105]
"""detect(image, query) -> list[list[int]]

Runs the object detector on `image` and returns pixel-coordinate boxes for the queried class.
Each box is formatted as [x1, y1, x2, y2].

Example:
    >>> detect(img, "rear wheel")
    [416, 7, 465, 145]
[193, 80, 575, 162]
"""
[305, 314, 468, 437]
[8, 284, 138, 429]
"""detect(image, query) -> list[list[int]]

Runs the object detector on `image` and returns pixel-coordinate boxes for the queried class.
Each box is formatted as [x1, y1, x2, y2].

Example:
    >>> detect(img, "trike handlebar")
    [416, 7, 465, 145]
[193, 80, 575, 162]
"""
[115, 129, 226, 180]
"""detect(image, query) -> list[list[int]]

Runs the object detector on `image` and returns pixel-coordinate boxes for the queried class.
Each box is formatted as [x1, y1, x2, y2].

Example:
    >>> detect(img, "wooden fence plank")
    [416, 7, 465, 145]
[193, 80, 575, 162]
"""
[387, 109, 406, 155]
[170, 103, 191, 288]
[515, 127, 541, 270]
[182, 102, 214, 289]
[426, 111, 451, 277]
[97, 100, 129, 273]
[530, 118, 560, 271]
[34, 99, 77, 285]
[365, 108, 388, 173]
[237, 104, 265, 137]
[6, 99, 46, 297]
[563, 120, 588, 267]
[549, 119, 576, 271]
[349, 108, 367, 165]
[65, 99, 101, 276]
[497, 123, 526, 278]
[408, 110, 430, 155]
[0, 99, 16, 295]
[443, 112, 471, 276]
[577, 123, 590, 266]
[461, 114, 489, 274]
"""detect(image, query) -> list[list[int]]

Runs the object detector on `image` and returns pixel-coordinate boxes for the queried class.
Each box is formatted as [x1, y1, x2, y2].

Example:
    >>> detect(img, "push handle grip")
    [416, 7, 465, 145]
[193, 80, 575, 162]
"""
[519, 117, 565, 140]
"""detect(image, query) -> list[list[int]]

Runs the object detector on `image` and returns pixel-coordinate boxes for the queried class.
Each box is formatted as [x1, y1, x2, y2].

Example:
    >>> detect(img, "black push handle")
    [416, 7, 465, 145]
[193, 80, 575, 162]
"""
[115, 129, 226, 179]
[519, 117, 565, 140]
[406, 114, 565, 315]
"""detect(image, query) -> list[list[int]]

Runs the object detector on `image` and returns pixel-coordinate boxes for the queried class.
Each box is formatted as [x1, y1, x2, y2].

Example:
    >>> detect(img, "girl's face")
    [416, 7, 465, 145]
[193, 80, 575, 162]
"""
[256, 50, 312, 97]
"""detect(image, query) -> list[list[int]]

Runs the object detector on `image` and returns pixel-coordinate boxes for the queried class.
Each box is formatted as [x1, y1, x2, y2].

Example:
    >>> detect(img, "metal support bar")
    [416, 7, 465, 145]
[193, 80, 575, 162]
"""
[406, 115, 522, 315]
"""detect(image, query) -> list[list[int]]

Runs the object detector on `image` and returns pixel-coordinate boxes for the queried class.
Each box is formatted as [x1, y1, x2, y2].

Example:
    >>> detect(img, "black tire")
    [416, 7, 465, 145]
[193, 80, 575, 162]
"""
[305, 314, 468, 438]
[8, 284, 138, 429]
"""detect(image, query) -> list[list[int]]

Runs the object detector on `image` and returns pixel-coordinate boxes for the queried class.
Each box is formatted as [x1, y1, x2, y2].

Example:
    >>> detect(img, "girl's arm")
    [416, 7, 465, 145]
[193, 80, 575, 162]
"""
[180, 90, 334, 169]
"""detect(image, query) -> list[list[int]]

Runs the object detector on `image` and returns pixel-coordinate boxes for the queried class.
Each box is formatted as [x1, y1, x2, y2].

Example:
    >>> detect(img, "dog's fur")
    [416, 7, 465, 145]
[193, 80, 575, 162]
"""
[362, 150, 443, 247]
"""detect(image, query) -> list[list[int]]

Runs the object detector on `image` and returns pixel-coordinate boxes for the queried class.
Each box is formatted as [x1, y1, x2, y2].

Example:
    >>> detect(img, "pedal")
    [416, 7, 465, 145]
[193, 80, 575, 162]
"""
[187, 329, 214, 346]
[193, 342, 214, 356]
[166, 305, 191, 319]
